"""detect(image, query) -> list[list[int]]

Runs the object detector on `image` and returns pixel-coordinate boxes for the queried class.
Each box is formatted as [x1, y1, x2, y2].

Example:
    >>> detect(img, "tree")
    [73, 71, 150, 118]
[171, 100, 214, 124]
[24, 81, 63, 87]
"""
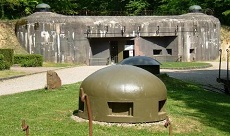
[125, 0, 150, 15]
[42, 0, 78, 15]
[0, 0, 21, 19]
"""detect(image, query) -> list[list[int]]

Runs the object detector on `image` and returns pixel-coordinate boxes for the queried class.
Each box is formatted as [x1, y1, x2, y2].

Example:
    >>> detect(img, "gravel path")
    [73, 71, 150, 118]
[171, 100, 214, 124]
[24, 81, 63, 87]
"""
[0, 61, 227, 96]
[0, 66, 106, 96]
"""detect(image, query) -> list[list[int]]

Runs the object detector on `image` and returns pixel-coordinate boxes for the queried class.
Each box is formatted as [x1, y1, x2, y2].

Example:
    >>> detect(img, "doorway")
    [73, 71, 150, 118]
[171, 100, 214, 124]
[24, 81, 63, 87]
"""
[123, 50, 129, 59]
[110, 41, 118, 63]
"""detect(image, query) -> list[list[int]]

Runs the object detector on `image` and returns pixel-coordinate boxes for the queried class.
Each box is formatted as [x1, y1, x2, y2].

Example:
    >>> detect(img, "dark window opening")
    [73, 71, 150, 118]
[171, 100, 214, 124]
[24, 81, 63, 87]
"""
[166, 49, 172, 55]
[34, 22, 39, 30]
[108, 102, 133, 116]
[110, 41, 118, 63]
[126, 40, 134, 45]
[158, 100, 166, 112]
[190, 49, 195, 54]
[123, 50, 129, 59]
[153, 49, 162, 55]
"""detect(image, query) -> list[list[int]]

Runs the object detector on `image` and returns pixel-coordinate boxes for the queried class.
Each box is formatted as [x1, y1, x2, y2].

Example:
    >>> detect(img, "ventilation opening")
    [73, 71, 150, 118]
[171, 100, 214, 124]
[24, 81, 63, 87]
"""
[78, 98, 84, 112]
[190, 49, 195, 53]
[153, 49, 162, 55]
[166, 49, 172, 55]
[34, 22, 39, 30]
[158, 100, 166, 112]
[108, 102, 133, 116]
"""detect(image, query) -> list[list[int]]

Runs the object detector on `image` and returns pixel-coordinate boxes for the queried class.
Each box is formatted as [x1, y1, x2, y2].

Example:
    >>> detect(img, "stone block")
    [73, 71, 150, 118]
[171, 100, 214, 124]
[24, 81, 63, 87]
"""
[46, 70, 61, 90]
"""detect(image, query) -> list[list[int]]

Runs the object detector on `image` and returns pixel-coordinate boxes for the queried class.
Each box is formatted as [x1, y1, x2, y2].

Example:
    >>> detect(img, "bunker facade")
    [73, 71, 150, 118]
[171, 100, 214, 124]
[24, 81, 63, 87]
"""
[15, 6, 220, 65]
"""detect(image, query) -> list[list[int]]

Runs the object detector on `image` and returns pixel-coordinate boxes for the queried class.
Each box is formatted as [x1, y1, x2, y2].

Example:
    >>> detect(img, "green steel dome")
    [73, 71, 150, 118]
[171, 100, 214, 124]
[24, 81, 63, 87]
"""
[119, 56, 161, 65]
[189, 5, 202, 13]
[119, 56, 161, 74]
[77, 65, 167, 123]
[35, 3, 51, 12]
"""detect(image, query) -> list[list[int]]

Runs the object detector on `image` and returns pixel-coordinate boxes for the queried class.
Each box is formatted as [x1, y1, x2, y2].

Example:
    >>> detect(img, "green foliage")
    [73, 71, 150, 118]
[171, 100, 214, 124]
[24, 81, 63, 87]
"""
[14, 54, 43, 67]
[0, 54, 10, 70]
[43, 0, 78, 15]
[1, 0, 230, 25]
[0, 54, 3, 60]
[125, 0, 150, 15]
[0, 49, 14, 66]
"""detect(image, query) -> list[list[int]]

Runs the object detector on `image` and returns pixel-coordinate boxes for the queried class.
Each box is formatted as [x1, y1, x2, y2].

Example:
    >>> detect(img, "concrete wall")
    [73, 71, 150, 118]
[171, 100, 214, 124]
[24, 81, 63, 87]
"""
[15, 12, 220, 65]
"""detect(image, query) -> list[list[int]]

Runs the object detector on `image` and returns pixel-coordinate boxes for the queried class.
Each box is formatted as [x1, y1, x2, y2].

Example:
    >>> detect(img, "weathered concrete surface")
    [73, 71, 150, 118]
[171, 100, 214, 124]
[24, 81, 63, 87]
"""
[15, 11, 220, 65]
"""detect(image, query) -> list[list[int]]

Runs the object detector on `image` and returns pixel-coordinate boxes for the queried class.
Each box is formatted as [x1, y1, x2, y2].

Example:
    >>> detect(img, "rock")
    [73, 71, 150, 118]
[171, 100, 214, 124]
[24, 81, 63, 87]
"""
[46, 70, 61, 90]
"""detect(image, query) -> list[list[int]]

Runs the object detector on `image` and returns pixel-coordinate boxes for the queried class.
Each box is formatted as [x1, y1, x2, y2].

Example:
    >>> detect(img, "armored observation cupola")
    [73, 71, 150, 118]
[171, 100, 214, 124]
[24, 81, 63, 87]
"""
[189, 5, 202, 13]
[77, 65, 167, 123]
[119, 56, 161, 75]
[35, 3, 51, 12]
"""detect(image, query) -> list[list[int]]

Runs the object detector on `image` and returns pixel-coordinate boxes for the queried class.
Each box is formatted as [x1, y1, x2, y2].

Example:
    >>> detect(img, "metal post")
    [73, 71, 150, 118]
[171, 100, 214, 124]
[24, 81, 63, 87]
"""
[164, 116, 172, 136]
[21, 120, 29, 136]
[80, 88, 93, 136]
[218, 49, 222, 80]
[227, 49, 229, 81]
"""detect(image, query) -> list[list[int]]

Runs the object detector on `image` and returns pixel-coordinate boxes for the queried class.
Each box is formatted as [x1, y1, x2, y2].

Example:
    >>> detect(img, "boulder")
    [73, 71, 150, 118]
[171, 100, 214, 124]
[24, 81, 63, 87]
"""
[46, 70, 61, 90]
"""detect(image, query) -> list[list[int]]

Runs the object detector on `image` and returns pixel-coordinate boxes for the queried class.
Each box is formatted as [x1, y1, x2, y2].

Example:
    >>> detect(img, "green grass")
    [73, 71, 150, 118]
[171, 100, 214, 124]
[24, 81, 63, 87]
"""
[161, 62, 212, 69]
[0, 69, 26, 79]
[0, 62, 83, 79]
[43, 62, 84, 67]
[159, 74, 230, 136]
[0, 75, 230, 135]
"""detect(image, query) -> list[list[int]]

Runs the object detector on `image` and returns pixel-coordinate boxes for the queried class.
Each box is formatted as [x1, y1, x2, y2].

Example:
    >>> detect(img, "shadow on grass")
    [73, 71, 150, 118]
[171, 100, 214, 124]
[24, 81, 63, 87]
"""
[158, 73, 230, 134]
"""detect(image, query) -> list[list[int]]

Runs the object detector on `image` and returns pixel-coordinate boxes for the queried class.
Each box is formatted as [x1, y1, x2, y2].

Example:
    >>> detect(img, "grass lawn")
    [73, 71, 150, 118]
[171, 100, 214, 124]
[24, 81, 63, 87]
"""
[0, 75, 229, 135]
[0, 62, 83, 79]
[0, 70, 26, 79]
[43, 62, 84, 67]
[160, 62, 212, 69]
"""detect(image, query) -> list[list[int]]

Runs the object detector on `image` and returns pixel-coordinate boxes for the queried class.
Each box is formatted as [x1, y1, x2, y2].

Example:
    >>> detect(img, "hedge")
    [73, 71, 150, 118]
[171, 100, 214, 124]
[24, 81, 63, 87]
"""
[14, 54, 43, 67]
[0, 54, 10, 70]
[0, 49, 14, 66]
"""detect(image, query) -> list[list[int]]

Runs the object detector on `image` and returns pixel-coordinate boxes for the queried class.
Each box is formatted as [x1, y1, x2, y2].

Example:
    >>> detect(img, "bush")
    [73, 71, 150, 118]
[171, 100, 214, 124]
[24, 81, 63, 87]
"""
[0, 54, 10, 70]
[0, 49, 14, 66]
[14, 54, 43, 67]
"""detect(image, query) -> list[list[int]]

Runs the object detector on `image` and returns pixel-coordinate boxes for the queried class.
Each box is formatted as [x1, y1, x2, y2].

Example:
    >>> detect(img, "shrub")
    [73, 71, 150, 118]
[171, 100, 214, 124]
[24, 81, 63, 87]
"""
[14, 54, 43, 67]
[0, 54, 10, 70]
[0, 49, 14, 66]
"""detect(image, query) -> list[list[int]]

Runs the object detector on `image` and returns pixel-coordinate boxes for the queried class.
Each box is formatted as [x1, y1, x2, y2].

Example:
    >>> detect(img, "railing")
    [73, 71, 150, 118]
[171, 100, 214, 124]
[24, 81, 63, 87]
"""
[60, 10, 182, 16]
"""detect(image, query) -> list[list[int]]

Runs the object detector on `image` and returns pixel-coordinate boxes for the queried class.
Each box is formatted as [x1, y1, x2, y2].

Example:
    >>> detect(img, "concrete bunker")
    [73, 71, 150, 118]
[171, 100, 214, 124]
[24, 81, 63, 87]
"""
[77, 65, 167, 123]
[15, 4, 220, 65]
